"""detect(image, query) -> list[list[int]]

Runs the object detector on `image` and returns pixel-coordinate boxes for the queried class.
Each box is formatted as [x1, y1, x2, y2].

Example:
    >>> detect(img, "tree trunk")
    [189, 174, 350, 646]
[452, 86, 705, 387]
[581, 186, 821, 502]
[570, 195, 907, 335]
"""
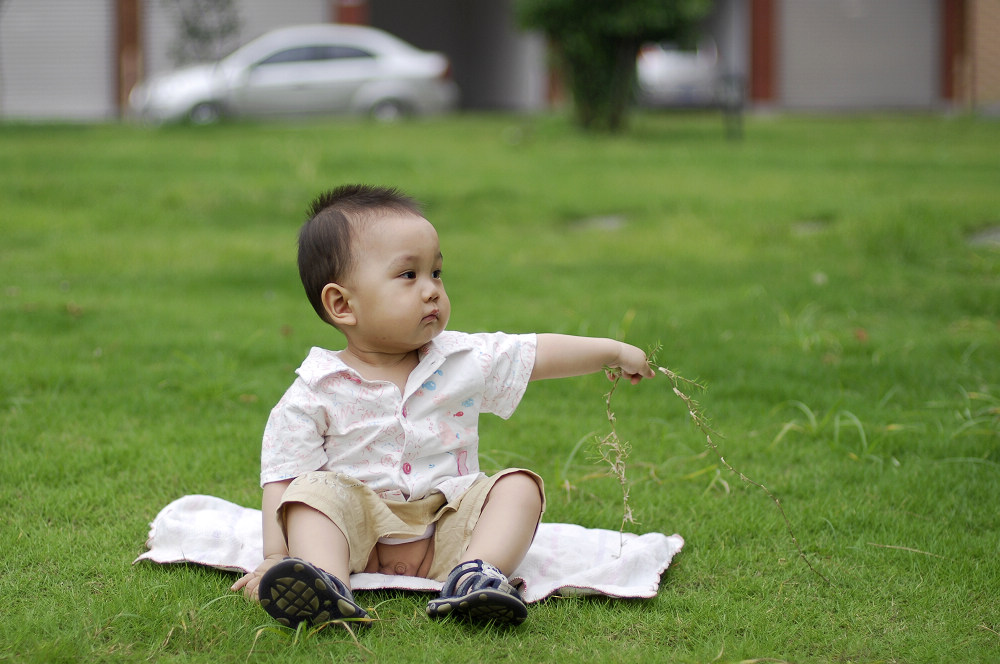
[560, 36, 640, 132]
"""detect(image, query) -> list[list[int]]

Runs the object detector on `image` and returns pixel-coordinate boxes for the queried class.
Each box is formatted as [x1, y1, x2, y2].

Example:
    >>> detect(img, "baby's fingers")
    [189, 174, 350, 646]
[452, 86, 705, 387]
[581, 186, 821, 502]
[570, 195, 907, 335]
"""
[623, 361, 656, 383]
[623, 370, 649, 385]
[231, 572, 260, 600]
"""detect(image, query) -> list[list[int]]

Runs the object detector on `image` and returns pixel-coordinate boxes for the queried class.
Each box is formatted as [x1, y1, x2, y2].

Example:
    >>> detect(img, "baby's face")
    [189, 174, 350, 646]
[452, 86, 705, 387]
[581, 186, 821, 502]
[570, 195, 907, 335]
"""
[343, 213, 450, 353]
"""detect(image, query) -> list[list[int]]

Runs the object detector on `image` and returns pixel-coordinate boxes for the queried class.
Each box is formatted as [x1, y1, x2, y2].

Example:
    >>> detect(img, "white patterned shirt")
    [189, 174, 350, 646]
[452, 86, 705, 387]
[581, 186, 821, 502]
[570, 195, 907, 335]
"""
[260, 331, 537, 502]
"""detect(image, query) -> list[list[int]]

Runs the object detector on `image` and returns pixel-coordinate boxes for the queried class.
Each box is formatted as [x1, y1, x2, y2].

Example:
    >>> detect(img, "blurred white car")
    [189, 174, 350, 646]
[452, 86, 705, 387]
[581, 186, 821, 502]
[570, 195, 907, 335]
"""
[636, 40, 736, 107]
[129, 24, 458, 123]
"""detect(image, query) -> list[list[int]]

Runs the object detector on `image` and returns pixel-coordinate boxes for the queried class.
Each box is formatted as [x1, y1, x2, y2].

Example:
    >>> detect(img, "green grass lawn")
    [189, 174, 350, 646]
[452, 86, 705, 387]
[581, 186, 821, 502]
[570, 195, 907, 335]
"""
[1, 112, 998, 663]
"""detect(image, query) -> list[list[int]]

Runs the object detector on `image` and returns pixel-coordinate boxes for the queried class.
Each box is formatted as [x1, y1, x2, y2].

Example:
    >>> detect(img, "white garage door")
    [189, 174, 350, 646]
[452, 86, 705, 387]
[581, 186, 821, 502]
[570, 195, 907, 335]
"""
[0, 0, 116, 119]
[779, 0, 938, 109]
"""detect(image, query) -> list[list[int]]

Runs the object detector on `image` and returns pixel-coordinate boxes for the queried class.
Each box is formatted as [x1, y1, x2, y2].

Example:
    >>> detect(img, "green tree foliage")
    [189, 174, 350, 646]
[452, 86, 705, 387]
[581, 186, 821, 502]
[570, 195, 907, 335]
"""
[517, 0, 712, 131]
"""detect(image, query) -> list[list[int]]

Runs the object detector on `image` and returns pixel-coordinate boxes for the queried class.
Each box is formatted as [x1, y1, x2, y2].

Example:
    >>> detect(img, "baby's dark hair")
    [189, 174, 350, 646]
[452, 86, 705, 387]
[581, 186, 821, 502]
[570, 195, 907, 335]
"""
[298, 184, 423, 324]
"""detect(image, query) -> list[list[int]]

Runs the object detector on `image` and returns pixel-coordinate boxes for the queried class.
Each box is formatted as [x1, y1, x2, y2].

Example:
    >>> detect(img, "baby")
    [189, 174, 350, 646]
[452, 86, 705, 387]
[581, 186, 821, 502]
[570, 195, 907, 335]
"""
[232, 184, 654, 627]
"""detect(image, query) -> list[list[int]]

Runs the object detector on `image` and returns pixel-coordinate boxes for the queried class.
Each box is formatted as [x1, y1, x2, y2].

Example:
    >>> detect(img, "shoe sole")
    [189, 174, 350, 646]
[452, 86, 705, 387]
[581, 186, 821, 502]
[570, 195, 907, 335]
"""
[259, 560, 368, 628]
[427, 588, 527, 626]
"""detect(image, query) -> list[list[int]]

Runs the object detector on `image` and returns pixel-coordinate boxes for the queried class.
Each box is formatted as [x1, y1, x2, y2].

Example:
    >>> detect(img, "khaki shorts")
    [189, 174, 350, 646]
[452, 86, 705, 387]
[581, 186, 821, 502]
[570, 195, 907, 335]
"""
[276, 468, 545, 581]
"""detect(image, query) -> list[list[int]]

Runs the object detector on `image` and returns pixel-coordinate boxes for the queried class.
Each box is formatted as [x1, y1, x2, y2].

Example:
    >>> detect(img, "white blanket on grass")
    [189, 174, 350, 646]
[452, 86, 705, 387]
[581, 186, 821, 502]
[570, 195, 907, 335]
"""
[134, 494, 684, 603]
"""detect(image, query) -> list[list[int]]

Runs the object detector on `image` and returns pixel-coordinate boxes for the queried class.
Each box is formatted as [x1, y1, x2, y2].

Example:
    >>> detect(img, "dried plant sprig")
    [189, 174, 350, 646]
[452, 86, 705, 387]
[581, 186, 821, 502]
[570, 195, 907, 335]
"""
[597, 368, 635, 537]
[656, 366, 832, 585]
[596, 342, 662, 542]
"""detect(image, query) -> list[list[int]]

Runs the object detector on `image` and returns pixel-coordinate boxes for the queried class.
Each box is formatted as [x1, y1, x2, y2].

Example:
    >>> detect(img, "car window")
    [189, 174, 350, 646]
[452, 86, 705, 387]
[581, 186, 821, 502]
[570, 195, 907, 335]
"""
[257, 47, 319, 66]
[316, 45, 374, 60]
[256, 45, 375, 67]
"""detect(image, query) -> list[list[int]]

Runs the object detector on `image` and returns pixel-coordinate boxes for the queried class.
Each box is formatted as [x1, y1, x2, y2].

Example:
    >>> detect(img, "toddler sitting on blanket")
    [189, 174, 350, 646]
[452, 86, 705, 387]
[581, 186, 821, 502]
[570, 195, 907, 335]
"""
[231, 185, 655, 627]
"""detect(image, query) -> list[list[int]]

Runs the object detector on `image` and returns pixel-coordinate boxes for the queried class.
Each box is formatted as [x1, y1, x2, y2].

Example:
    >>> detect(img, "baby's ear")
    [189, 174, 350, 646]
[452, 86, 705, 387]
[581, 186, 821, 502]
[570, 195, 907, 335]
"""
[321, 283, 356, 326]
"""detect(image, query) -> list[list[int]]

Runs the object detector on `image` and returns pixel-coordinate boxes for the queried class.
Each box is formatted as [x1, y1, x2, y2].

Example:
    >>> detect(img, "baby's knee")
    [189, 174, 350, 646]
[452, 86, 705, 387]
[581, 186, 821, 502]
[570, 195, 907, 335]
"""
[492, 472, 543, 511]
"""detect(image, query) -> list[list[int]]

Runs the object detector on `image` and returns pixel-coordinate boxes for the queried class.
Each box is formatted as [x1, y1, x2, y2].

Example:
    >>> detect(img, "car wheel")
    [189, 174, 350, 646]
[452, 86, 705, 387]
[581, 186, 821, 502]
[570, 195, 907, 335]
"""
[369, 99, 410, 122]
[188, 102, 223, 125]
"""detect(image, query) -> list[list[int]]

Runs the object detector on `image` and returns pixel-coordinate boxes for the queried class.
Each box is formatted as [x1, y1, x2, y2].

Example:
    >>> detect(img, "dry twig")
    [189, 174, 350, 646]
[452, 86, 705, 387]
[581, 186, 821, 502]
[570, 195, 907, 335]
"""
[597, 369, 635, 542]
[656, 366, 832, 585]
[867, 542, 947, 559]
[595, 360, 830, 583]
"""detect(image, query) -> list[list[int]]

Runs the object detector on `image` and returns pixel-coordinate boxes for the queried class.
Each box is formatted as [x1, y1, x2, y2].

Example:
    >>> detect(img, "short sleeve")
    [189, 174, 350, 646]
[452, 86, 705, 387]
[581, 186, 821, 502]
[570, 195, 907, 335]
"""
[259, 378, 329, 486]
[477, 332, 537, 419]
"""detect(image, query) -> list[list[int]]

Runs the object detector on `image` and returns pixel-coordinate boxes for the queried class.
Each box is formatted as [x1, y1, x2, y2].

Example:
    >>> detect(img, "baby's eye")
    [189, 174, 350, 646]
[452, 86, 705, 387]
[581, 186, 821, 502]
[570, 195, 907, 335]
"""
[401, 270, 417, 279]
[432, 269, 443, 279]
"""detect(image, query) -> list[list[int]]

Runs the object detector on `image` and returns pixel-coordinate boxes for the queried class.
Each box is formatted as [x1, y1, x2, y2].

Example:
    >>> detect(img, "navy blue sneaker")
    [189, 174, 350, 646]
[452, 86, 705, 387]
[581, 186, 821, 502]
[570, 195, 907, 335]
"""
[259, 558, 369, 628]
[426, 560, 527, 626]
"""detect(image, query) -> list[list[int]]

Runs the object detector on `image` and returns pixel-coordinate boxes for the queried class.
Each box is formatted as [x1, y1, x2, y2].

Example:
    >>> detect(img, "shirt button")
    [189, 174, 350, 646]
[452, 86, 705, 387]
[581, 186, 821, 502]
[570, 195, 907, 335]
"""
[402, 462, 412, 474]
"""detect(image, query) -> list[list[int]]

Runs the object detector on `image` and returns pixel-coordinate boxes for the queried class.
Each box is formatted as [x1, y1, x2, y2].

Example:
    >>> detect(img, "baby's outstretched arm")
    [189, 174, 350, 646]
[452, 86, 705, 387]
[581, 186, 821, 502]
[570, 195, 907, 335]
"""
[530, 334, 655, 385]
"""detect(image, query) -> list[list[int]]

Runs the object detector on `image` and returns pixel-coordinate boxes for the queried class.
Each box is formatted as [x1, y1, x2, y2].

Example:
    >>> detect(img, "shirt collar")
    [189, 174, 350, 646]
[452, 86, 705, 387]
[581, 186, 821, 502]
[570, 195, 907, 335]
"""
[296, 331, 475, 388]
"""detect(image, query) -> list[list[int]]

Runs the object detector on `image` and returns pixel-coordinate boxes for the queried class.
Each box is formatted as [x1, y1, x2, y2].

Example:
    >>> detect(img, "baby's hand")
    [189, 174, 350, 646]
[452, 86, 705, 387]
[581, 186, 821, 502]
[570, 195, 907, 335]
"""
[231, 554, 284, 601]
[608, 342, 656, 385]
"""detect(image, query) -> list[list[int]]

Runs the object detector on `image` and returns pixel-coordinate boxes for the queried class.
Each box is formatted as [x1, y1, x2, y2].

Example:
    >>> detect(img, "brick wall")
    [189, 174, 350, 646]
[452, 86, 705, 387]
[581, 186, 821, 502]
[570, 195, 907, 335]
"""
[967, 0, 1000, 110]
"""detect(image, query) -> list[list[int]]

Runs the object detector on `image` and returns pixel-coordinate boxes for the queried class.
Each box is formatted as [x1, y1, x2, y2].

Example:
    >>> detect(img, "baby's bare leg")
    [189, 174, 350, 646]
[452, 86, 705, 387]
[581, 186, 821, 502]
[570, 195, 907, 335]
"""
[284, 502, 351, 583]
[463, 472, 543, 575]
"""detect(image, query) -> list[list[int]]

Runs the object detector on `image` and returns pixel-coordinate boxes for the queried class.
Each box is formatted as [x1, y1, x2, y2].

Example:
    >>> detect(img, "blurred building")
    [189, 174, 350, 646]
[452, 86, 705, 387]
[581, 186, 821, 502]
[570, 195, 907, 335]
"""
[0, 0, 997, 120]
[736, 0, 999, 112]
